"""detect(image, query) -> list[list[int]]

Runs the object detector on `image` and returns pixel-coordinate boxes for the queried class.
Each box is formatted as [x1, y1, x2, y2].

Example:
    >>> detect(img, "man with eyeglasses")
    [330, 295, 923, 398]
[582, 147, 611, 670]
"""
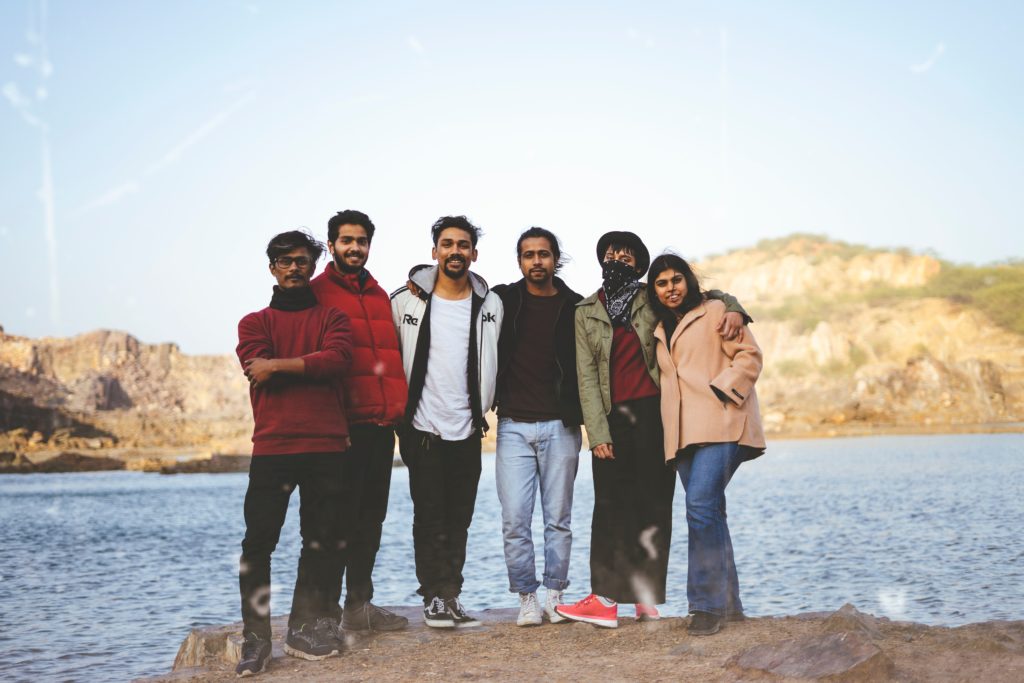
[234, 230, 353, 676]
[310, 210, 410, 633]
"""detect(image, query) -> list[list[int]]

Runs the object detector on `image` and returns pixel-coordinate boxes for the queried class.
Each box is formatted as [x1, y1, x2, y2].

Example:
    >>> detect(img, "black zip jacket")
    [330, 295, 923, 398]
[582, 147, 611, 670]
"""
[492, 277, 584, 427]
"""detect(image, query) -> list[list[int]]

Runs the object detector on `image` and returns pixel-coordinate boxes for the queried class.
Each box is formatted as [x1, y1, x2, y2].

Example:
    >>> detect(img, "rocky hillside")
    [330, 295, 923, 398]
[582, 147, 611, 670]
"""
[698, 235, 1024, 434]
[0, 329, 252, 456]
[1, 234, 1022, 458]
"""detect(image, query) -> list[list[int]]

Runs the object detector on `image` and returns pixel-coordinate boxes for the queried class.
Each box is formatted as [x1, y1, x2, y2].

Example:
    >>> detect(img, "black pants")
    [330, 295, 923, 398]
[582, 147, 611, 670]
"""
[590, 396, 675, 604]
[239, 452, 345, 640]
[325, 423, 395, 614]
[399, 427, 482, 602]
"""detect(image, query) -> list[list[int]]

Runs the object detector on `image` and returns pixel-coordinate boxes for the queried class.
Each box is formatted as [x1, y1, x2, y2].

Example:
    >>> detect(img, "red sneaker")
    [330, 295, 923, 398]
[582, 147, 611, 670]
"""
[635, 604, 661, 621]
[554, 594, 618, 628]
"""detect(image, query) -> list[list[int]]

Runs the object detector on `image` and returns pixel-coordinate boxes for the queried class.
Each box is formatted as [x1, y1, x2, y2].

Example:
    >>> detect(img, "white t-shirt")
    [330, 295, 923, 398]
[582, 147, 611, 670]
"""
[412, 294, 474, 440]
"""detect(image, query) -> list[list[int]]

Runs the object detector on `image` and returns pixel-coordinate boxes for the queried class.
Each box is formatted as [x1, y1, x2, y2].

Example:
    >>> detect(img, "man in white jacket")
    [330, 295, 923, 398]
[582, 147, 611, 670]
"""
[391, 215, 503, 629]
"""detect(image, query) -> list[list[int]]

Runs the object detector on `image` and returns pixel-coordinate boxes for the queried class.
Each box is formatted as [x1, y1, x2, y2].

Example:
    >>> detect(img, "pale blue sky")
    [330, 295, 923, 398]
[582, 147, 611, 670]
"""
[2, 1, 1022, 354]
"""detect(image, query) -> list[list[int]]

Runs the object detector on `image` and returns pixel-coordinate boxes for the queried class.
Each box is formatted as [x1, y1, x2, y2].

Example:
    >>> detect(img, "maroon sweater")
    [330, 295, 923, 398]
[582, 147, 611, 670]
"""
[236, 304, 353, 455]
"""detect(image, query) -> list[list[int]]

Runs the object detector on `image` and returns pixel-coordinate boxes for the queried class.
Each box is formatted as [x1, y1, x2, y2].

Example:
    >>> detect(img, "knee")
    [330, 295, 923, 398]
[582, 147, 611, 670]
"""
[685, 497, 723, 530]
[241, 537, 277, 559]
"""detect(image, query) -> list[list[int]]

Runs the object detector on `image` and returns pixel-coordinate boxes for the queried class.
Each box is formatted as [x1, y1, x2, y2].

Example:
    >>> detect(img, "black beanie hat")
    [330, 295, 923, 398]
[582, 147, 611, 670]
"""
[595, 230, 651, 277]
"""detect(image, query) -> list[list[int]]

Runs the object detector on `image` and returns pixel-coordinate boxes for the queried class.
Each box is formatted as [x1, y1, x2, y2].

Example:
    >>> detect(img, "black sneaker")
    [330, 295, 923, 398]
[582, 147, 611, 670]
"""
[283, 621, 340, 660]
[423, 596, 456, 628]
[342, 602, 410, 632]
[446, 597, 481, 628]
[321, 616, 345, 648]
[235, 632, 271, 677]
[687, 610, 722, 636]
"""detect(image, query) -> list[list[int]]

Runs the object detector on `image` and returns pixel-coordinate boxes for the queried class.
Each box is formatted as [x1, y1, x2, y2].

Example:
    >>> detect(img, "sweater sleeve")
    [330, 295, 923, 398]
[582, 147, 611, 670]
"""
[709, 307, 763, 407]
[236, 312, 274, 369]
[302, 308, 353, 379]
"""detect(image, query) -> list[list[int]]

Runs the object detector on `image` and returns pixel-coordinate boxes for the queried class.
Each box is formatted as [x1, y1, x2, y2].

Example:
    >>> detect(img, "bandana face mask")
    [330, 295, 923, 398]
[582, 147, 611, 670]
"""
[602, 258, 643, 326]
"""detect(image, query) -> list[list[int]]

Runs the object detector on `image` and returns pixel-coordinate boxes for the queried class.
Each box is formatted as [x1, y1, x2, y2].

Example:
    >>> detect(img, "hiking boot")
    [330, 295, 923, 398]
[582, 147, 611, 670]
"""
[687, 610, 722, 636]
[283, 621, 340, 660]
[342, 602, 409, 632]
[235, 632, 271, 677]
[635, 603, 661, 621]
[446, 597, 482, 628]
[423, 596, 456, 628]
[516, 592, 543, 627]
[554, 594, 618, 628]
[545, 589, 567, 624]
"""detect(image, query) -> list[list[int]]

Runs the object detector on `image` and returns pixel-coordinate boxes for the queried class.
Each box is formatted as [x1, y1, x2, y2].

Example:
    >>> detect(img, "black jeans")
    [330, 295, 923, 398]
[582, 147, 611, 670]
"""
[399, 427, 482, 602]
[325, 423, 395, 614]
[239, 452, 345, 640]
[590, 396, 675, 604]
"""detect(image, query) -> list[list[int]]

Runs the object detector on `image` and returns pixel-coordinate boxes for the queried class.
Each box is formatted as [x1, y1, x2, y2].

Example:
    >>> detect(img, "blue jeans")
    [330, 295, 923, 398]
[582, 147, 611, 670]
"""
[495, 418, 582, 594]
[676, 442, 756, 617]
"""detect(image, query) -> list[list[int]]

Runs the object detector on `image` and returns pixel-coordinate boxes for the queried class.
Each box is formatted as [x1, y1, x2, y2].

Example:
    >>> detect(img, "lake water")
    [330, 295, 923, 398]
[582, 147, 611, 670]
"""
[1, 433, 1022, 681]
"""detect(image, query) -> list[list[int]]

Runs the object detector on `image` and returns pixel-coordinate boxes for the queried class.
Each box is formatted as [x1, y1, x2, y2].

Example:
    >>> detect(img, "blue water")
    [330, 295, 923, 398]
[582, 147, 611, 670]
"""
[1, 434, 1022, 682]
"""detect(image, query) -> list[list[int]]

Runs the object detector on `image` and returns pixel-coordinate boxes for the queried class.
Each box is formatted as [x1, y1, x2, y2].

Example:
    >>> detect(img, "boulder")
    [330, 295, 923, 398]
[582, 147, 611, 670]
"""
[822, 603, 883, 640]
[729, 631, 894, 681]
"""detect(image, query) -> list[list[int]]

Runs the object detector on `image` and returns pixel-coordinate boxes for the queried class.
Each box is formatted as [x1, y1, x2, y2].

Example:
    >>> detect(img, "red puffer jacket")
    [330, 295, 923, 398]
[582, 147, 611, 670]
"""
[311, 264, 408, 425]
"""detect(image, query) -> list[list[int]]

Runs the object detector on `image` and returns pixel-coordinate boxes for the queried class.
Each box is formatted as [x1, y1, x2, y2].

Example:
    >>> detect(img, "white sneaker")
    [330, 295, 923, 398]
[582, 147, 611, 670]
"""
[545, 589, 567, 624]
[517, 592, 543, 627]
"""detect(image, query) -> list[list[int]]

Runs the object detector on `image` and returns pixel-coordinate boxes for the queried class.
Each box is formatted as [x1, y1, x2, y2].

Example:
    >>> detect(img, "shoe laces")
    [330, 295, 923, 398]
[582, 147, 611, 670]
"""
[547, 590, 563, 608]
[449, 596, 467, 616]
[521, 592, 539, 613]
[429, 596, 446, 614]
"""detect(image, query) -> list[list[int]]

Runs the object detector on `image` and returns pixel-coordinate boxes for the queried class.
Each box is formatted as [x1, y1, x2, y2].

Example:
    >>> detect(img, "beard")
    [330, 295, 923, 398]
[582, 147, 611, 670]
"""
[334, 252, 365, 274]
[442, 255, 469, 279]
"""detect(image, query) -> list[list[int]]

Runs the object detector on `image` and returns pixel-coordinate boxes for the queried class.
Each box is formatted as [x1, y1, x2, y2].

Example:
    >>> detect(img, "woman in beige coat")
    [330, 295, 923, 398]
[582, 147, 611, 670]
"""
[647, 253, 766, 637]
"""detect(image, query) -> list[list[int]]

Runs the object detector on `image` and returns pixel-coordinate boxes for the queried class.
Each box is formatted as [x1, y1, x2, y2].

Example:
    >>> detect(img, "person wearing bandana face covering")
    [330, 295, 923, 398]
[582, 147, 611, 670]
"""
[556, 231, 751, 629]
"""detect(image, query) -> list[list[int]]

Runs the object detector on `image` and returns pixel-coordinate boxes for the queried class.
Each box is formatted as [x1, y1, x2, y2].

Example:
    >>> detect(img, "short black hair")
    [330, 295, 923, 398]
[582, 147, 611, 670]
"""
[266, 230, 325, 264]
[516, 226, 567, 273]
[328, 210, 376, 243]
[646, 252, 704, 326]
[431, 215, 481, 246]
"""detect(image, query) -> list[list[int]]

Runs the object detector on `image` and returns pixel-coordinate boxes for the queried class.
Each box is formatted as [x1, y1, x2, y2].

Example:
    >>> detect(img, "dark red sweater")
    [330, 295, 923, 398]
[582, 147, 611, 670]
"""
[236, 304, 353, 455]
[599, 290, 660, 404]
[310, 264, 407, 425]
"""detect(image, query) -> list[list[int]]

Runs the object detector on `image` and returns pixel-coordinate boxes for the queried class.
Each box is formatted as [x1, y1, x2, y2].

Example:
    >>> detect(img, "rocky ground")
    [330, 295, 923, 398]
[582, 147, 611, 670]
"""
[141, 604, 1024, 682]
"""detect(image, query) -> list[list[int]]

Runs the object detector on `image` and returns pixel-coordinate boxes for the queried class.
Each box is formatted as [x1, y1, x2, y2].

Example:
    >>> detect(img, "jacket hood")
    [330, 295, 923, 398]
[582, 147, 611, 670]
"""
[410, 264, 490, 298]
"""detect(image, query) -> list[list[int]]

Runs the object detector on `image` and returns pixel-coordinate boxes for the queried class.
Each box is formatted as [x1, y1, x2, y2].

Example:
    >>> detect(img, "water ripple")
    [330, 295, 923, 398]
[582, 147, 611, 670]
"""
[0, 433, 1022, 680]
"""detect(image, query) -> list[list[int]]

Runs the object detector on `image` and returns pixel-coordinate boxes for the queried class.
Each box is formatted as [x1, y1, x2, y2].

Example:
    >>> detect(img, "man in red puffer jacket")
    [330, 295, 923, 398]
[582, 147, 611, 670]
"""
[310, 209, 410, 632]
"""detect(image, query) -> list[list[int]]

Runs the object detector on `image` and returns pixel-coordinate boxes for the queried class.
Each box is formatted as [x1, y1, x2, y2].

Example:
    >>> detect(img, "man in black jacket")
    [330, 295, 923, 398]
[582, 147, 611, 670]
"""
[492, 227, 584, 627]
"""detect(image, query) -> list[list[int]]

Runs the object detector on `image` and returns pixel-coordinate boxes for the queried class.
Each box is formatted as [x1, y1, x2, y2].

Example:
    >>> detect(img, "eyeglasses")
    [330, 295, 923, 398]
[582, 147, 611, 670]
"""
[273, 256, 314, 269]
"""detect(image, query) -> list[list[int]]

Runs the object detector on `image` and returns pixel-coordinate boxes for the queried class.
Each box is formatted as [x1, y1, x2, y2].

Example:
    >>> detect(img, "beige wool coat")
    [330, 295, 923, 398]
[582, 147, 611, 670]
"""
[653, 298, 766, 463]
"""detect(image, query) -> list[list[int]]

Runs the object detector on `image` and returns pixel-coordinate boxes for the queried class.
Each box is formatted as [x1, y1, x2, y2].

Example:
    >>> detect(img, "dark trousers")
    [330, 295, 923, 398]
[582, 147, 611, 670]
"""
[239, 453, 346, 640]
[590, 395, 675, 604]
[399, 427, 482, 602]
[325, 423, 396, 615]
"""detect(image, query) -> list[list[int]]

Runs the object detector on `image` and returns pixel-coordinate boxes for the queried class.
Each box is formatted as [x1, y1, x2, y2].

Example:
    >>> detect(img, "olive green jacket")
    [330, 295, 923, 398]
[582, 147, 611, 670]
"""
[575, 289, 748, 448]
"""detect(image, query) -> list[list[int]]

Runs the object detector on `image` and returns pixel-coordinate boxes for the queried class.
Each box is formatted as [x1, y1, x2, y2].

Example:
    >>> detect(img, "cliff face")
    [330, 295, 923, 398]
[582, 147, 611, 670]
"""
[1, 235, 1022, 454]
[698, 236, 1024, 434]
[0, 330, 252, 454]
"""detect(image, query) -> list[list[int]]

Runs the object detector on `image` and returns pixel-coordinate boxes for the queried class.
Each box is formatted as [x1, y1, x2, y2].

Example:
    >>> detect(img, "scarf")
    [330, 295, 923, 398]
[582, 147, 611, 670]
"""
[269, 285, 317, 311]
[601, 259, 643, 327]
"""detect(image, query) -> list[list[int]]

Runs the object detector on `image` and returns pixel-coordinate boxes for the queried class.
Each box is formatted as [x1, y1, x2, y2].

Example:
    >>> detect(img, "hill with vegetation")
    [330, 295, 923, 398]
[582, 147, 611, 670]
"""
[698, 234, 1024, 435]
[1, 234, 1022, 462]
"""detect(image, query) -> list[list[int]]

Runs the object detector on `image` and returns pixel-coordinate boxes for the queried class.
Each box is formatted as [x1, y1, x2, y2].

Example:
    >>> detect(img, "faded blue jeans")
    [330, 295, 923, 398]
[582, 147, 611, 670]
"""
[676, 442, 758, 617]
[495, 417, 582, 594]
